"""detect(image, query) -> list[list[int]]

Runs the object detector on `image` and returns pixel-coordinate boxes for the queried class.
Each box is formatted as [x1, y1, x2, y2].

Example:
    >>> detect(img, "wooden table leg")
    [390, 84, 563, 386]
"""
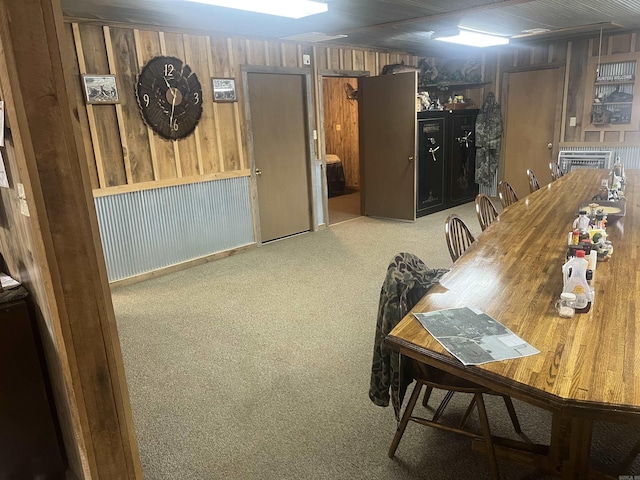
[550, 413, 593, 479]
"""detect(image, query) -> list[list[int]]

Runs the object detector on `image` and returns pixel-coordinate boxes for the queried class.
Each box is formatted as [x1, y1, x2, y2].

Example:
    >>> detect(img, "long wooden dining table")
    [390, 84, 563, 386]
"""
[386, 169, 640, 479]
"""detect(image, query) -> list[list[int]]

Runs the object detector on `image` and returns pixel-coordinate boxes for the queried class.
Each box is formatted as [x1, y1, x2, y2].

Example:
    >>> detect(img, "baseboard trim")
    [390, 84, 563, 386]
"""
[109, 244, 257, 288]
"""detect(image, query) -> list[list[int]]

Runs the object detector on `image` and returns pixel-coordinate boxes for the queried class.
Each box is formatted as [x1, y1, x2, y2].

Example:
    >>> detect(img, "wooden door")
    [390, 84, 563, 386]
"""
[247, 73, 311, 242]
[503, 68, 561, 198]
[359, 72, 417, 221]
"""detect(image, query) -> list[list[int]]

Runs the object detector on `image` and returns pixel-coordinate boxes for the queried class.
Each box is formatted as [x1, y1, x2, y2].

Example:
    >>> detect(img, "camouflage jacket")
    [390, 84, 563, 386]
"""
[368, 252, 448, 419]
[475, 92, 503, 187]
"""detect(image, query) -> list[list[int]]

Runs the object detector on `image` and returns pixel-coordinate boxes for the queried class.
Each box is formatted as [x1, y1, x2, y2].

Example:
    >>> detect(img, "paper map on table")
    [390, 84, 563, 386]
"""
[413, 307, 539, 366]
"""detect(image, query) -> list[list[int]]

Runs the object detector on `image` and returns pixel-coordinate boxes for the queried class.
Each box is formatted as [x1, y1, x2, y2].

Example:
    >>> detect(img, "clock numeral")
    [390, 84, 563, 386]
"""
[164, 64, 175, 77]
[143, 93, 150, 108]
[194, 92, 200, 105]
[172, 118, 179, 131]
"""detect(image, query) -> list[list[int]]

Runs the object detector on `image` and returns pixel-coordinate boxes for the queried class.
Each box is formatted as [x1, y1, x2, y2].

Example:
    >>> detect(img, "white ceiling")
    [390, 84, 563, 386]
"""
[60, 0, 640, 56]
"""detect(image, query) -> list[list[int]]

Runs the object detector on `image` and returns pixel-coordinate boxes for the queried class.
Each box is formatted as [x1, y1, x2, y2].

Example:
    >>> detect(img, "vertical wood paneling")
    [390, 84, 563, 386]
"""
[323, 77, 359, 187]
[268, 42, 282, 66]
[247, 39, 266, 65]
[314, 46, 327, 70]
[132, 30, 159, 180]
[79, 24, 126, 187]
[109, 27, 154, 183]
[64, 24, 99, 189]
[104, 26, 132, 184]
[328, 48, 340, 69]
[353, 50, 365, 71]
[68, 21, 444, 197]
[564, 39, 589, 143]
[229, 38, 247, 169]
[282, 43, 298, 67]
[158, 32, 184, 179]
[603, 131, 621, 142]
[164, 33, 200, 177]
[611, 33, 632, 54]
[184, 34, 221, 173]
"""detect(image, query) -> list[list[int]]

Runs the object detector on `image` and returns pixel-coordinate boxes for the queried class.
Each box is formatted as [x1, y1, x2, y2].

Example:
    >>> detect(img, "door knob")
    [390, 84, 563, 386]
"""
[408, 156, 414, 163]
[255, 168, 262, 176]
[547, 143, 553, 150]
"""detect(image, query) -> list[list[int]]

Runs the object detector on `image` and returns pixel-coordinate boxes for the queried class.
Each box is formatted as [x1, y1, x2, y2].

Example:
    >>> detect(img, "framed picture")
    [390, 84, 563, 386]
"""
[82, 74, 119, 104]
[212, 78, 237, 102]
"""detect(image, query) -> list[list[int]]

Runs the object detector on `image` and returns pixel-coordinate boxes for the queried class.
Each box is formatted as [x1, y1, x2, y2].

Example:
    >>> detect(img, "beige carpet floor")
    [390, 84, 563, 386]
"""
[112, 200, 640, 480]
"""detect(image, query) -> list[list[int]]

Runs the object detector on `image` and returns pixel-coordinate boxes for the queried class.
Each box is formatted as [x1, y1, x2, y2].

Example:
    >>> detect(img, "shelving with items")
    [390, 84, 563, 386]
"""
[590, 60, 635, 125]
[582, 51, 640, 135]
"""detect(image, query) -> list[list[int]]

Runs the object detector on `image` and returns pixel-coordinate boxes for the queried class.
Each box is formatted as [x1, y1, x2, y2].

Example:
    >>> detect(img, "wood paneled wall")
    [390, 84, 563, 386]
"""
[1, 2, 142, 478]
[496, 31, 640, 147]
[65, 21, 418, 195]
[323, 77, 360, 187]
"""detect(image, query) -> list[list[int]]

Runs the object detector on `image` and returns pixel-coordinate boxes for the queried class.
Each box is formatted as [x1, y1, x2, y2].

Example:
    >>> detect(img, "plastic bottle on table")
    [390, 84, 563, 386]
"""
[562, 250, 592, 313]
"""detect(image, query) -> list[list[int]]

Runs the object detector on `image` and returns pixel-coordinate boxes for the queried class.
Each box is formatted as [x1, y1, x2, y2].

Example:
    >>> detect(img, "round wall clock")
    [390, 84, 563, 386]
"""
[136, 55, 203, 140]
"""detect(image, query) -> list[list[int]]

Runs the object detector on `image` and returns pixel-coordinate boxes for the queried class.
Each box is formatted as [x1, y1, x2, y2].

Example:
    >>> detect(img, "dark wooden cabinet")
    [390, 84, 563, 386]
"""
[0, 295, 65, 479]
[416, 109, 479, 217]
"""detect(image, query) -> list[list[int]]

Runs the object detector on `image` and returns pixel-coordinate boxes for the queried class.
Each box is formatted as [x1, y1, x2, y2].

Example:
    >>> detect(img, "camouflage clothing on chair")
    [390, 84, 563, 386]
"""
[369, 252, 448, 419]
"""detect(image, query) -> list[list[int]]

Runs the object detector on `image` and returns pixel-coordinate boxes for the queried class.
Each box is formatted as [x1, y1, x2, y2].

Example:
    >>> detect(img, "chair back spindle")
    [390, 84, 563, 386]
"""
[475, 194, 499, 231]
[445, 214, 475, 262]
[527, 169, 540, 193]
[497, 181, 519, 209]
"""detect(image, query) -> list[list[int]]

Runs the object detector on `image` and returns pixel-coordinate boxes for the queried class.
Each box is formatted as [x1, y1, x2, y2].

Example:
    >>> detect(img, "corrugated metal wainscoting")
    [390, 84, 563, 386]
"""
[95, 177, 255, 282]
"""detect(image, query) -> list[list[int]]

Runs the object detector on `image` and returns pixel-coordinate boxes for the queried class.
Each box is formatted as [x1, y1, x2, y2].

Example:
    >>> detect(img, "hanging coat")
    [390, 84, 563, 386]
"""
[475, 92, 503, 187]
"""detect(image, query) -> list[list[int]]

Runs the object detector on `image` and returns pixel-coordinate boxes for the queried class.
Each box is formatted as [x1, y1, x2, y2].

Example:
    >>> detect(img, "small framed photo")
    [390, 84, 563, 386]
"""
[212, 78, 237, 102]
[82, 74, 119, 104]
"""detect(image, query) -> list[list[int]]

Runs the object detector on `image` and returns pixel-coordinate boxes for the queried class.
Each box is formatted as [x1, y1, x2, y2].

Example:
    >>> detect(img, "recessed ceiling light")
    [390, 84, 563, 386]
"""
[179, 0, 328, 19]
[433, 28, 509, 47]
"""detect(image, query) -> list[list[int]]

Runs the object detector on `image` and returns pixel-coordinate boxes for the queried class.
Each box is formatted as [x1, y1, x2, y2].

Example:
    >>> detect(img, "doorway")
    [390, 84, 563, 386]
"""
[245, 69, 315, 242]
[502, 68, 563, 197]
[320, 72, 365, 225]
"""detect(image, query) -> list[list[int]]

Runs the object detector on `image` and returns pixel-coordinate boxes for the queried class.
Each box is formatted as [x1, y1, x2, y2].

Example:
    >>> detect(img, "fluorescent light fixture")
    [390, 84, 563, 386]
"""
[433, 28, 509, 47]
[181, 0, 328, 18]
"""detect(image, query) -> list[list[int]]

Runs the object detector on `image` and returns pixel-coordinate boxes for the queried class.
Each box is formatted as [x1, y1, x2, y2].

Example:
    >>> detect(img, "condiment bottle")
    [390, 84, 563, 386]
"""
[572, 229, 580, 245]
[573, 210, 590, 231]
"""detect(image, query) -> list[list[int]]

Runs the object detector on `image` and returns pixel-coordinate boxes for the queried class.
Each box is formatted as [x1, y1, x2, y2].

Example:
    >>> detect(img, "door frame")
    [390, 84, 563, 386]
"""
[500, 64, 566, 184]
[317, 69, 369, 224]
[242, 65, 318, 245]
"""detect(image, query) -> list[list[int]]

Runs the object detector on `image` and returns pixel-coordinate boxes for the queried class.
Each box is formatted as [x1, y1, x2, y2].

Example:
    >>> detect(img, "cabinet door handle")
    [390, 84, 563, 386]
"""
[408, 156, 414, 163]
[255, 168, 262, 175]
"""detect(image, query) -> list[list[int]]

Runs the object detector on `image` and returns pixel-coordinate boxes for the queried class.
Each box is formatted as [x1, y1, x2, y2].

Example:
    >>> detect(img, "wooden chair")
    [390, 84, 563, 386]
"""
[527, 169, 540, 193]
[475, 193, 499, 231]
[445, 214, 475, 262]
[549, 162, 563, 181]
[497, 181, 519, 209]
[381, 255, 522, 480]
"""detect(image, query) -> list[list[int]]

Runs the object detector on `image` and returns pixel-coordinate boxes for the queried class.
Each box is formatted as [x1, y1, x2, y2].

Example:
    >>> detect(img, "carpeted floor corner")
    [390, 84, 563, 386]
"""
[111, 201, 640, 480]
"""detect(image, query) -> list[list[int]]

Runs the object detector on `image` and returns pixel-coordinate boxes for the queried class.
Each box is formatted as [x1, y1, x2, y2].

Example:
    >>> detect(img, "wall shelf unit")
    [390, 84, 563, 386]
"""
[583, 53, 639, 132]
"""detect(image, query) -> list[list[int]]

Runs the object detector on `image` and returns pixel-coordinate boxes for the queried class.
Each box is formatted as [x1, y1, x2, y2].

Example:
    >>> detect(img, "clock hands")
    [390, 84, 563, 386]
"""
[169, 87, 177, 133]
[164, 75, 179, 135]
